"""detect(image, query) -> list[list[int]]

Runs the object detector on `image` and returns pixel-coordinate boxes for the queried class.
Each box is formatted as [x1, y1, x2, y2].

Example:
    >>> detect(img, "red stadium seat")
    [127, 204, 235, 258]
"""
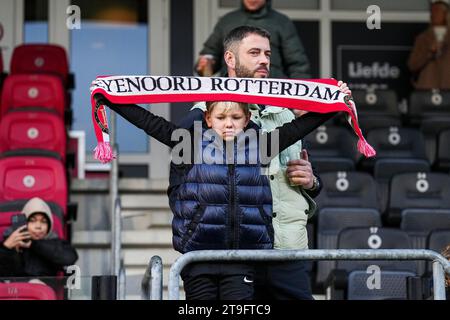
[0, 110, 67, 162]
[0, 74, 66, 117]
[0, 156, 67, 216]
[0, 282, 57, 300]
[0, 200, 65, 241]
[10, 44, 71, 88]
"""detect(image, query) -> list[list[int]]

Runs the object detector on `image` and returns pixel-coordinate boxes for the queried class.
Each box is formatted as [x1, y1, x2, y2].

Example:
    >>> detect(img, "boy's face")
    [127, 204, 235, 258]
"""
[228, 34, 271, 78]
[27, 213, 49, 240]
[205, 103, 250, 141]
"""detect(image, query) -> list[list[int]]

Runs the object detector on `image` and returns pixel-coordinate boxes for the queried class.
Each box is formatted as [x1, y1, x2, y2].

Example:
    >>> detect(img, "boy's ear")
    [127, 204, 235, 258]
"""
[224, 50, 236, 69]
[245, 112, 251, 127]
[204, 111, 212, 128]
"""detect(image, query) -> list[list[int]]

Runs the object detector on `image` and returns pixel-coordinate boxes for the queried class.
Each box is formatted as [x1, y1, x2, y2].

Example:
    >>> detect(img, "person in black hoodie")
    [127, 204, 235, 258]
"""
[0, 197, 78, 278]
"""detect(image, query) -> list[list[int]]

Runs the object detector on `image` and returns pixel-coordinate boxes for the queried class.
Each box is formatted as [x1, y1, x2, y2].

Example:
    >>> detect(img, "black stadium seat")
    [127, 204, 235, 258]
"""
[437, 129, 450, 172]
[409, 90, 450, 164]
[428, 229, 450, 255]
[315, 171, 381, 284]
[351, 89, 402, 132]
[325, 227, 417, 300]
[389, 172, 450, 225]
[409, 90, 450, 125]
[337, 227, 416, 272]
[304, 125, 358, 172]
[360, 127, 430, 176]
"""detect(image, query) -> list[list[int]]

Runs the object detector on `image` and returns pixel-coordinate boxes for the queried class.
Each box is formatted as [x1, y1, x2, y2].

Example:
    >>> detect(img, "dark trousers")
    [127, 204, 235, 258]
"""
[181, 263, 254, 300]
[254, 261, 314, 300]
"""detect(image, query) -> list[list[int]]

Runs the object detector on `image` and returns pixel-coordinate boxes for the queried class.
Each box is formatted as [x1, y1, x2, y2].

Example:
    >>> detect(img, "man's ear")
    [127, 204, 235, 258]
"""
[224, 50, 236, 69]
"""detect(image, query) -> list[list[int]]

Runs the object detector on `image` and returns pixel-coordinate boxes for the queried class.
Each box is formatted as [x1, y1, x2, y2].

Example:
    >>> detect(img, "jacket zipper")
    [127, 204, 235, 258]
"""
[228, 163, 238, 249]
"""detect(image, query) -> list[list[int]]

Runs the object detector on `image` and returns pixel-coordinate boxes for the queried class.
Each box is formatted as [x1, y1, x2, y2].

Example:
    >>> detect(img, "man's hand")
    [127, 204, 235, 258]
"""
[337, 80, 352, 95]
[286, 149, 314, 189]
[3, 225, 32, 252]
[196, 55, 215, 76]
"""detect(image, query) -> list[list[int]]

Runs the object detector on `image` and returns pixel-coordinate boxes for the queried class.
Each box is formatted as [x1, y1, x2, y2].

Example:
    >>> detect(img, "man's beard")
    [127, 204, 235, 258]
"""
[235, 57, 268, 78]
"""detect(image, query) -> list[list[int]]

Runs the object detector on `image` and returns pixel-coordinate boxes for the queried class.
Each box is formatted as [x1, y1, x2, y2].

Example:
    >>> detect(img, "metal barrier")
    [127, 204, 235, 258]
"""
[119, 258, 126, 300]
[141, 255, 163, 300]
[168, 249, 450, 300]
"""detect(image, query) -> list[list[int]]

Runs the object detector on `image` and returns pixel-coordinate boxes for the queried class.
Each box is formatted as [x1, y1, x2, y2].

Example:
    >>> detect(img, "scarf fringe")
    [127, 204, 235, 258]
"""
[358, 138, 376, 158]
[93, 142, 116, 163]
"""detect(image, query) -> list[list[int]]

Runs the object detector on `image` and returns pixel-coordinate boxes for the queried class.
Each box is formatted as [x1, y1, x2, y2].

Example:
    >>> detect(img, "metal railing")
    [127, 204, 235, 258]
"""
[111, 195, 121, 274]
[119, 258, 126, 300]
[168, 249, 450, 300]
[141, 255, 163, 300]
[109, 110, 124, 300]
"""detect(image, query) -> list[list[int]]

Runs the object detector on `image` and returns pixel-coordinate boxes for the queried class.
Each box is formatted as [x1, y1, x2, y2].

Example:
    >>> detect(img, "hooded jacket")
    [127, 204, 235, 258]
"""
[199, 0, 311, 79]
[0, 198, 78, 277]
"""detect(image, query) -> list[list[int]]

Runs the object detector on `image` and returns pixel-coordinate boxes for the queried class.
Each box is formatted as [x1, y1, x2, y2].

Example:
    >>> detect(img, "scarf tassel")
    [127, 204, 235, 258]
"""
[94, 142, 116, 163]
[357, 138, 376, 158]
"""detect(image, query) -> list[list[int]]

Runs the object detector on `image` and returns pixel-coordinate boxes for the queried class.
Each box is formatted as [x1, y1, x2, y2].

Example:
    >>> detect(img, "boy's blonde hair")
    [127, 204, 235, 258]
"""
[205, 101, 250, 114]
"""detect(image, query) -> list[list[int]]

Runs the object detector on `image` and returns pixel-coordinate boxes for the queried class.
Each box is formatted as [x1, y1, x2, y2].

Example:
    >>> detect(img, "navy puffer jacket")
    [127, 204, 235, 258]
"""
[170, 129, 274, 253]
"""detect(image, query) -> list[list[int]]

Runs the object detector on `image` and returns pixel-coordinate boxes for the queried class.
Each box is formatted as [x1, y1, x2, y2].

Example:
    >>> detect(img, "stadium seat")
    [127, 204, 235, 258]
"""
[10, 44, 73, 89]
[426, 229, 450, 276]
[325, 227, 417, 299]
[316, 208, 382, 285]
[0, 282, 57, 300]
[346, 270, 416, 300]
[351, 89, 402, 132]
[389, 172, 450, 226]
[360, 127, 429, 174]
[436, 129, 450, 172]
[409, 90, 450, 125]
[0, 74, 66, 118]
[0, 156, 68, 216]
[316, 171, 380, 209]
[315, 171, 382, 284]
[0, 110, 67, 162]
[408, 90, 450, 164]
[0, 200, 65, 241]
[374, 161, 431, 218]
[304, 125, 358, 172]
[337, 227, 416, 272]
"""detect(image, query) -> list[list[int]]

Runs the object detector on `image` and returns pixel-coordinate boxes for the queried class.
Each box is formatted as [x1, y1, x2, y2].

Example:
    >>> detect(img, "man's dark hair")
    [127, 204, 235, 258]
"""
[223, 26, 271, 52]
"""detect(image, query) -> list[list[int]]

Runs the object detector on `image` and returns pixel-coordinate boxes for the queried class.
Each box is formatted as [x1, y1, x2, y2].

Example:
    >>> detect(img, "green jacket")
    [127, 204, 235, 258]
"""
[199, 0, 311, 79]
[191, 102, 317, 250]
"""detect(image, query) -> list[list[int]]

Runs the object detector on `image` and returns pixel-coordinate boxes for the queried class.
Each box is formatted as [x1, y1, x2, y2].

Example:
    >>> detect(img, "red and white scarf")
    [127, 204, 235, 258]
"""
[90, 75, 375, 163]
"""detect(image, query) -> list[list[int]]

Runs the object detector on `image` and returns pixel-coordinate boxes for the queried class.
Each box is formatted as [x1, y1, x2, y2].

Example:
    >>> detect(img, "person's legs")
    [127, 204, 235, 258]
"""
[219, 274, 254, 300]
[219, 265, 254, 300]
[182, 274, 219, 300]
[253, 263, 273, 300]
[266, 261, 314, 300]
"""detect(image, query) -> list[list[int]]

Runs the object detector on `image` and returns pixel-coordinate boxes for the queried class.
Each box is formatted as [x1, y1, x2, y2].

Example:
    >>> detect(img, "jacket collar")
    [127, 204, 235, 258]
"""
[249, 104, 286, 117]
